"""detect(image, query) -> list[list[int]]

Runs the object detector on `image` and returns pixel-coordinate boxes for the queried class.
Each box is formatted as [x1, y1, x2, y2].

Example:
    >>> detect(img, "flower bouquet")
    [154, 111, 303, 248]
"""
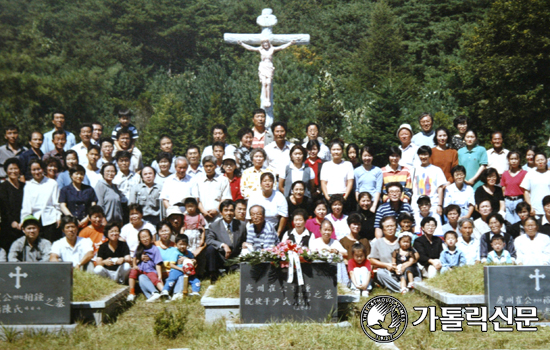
[226, 240, 343, 268]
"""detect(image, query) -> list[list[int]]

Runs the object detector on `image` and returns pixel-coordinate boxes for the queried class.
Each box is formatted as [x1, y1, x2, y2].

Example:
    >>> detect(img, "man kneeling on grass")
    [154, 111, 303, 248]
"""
[50, 216, 94, 271]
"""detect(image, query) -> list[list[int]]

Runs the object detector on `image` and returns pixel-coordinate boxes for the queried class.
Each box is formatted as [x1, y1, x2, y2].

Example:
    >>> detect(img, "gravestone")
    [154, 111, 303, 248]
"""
[0, 262, 72, 325]
[485, 265, 550, 319]
[240, 262, 337, 323]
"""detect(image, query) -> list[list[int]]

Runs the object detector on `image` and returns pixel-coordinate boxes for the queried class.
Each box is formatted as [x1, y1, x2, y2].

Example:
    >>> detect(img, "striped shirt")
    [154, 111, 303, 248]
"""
[380, 165, 413, 202]
[374, 202, 415, 229]
[246, 221, 280, 251]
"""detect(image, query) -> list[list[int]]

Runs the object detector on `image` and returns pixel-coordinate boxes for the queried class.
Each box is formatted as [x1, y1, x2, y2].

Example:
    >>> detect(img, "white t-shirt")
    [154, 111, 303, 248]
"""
[309, 237, 346, 256]
[515, 233, 550, 265]
[279, 163, 315, 184]
[412, 164, 447, 212]
[246, 190, 289, 227]
[320, 161, 355, 195]
[120, 221, 157, 257]
[51, 237, 94, 267]
[520, 170, 550, 215]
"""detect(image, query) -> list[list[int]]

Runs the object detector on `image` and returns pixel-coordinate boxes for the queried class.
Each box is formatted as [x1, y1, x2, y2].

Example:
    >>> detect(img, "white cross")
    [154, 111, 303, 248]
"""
[9, 266, 28, 289]
[529, 269, 545, 291]
[224, 8, 310, 127]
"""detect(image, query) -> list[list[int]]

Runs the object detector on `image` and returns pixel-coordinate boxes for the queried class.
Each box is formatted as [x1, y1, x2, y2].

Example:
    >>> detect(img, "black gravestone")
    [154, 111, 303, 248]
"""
[485, 265, 550, 319]
[240, 262, 338, 323]
[0, 262, 72, 325]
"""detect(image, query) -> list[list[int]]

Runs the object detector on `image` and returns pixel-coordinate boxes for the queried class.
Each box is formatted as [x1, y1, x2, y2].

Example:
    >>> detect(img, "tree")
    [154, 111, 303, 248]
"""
[454, 0, 550, 148]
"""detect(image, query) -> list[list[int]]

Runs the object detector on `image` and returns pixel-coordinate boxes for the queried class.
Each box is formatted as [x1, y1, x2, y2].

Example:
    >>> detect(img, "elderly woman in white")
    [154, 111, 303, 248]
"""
[515, 216, 550, 266]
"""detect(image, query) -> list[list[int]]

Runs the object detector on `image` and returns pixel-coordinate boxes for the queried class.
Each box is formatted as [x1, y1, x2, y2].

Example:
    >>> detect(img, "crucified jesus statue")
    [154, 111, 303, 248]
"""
[237, 39, 296, 108]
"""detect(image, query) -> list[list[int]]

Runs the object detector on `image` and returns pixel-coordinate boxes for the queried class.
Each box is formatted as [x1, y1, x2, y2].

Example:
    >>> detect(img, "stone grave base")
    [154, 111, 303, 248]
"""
[414, 281, 485, 305]
[0, 324, 77, 338]
[201, 285, 359, 323]
[72, 286, 129, 325]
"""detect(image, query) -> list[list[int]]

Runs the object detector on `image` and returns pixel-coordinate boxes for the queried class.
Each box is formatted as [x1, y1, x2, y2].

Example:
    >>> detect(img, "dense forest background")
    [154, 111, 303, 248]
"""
[1, 0, 549, 164]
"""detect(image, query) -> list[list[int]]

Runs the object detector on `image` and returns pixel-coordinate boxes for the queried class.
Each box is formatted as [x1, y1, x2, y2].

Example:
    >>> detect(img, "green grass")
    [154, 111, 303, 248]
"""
[425, 264, 485, 295]
[4, 270, 550, 349]
[72, 269, 123, 302]
[208, 272, 241, 298]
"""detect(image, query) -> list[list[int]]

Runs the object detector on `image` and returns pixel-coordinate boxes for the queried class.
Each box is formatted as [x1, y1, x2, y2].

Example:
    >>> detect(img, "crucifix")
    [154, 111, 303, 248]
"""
[224, 8, 310, 128]
[529, 269, 545, 291]
[9, 266, 28, 289]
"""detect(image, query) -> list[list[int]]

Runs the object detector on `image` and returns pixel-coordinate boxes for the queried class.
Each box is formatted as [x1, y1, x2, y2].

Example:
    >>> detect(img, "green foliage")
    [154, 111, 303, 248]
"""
[153, 307, 189, 339]
[453, 0, 550, 149]
[1, 0, 542, 160]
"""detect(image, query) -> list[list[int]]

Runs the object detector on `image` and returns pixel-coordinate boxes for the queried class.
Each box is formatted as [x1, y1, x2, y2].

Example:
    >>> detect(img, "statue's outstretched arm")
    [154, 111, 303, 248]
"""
[237, 41, 260, 52]
[272, 40, 296, 52]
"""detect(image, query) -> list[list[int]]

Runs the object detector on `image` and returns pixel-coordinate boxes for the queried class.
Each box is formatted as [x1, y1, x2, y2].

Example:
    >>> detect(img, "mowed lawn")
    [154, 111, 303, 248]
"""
[3, 272, 550, 350]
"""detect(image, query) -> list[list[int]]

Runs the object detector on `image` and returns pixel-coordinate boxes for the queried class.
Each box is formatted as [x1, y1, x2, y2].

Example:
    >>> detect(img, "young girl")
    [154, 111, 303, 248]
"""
[127, 229, 165, 302]
[182, 197, 206, 258]
[391, 234, 419, 293]
[306, 200, 335, 239]
[348, 243, 372, 296]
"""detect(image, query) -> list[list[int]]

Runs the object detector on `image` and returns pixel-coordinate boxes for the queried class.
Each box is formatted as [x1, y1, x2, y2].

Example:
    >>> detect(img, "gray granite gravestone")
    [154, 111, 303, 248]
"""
[485, 265, 550, 319]
[240, 262, 337, 323]
[0, 262, 72, 325]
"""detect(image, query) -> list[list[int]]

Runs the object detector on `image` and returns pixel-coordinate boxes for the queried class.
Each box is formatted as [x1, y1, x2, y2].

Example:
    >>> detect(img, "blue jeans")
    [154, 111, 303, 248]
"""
[138, 274, 158, 298]
[163, 269, 201, 293]
[505, 198, 523, 224]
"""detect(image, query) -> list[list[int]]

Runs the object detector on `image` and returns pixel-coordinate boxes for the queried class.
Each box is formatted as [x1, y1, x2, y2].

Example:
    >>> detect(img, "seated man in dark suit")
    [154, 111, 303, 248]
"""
[205, 199, 247, 282]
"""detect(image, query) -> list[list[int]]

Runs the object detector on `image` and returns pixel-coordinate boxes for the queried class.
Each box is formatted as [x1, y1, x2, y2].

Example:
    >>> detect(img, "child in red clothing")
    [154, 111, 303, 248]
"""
[348, 242, 372, 296]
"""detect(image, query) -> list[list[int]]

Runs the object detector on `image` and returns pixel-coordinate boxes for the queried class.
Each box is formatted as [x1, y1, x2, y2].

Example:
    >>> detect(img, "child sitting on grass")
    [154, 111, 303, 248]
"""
[161, 234, 201, 301]
[348, 243, 372, 296]
[486, 235, 513, 264]
[391, 233, 419, 293]
[127, 229, 165, 302]
[440, 231, 466, 273]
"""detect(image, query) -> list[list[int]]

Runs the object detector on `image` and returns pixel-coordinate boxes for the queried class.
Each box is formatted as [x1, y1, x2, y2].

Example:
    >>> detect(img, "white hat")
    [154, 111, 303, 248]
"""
[223, 154, 237, 163]
[166, 206, 183, 217]
[396, 123, 413, 137]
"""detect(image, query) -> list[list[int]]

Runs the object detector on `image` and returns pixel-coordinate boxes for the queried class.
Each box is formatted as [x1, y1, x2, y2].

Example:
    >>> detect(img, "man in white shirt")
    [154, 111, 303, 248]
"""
[113, 128, 143, 173]
[113, 150, 141, 201]
[486, 131, 509, 176]
[265, 121, 294, 177]
[397, 124, 420, 169]
[71, 123, 93, 166]
[412, 146, 447, 215]
[195, 156, 232, 223]
[201, 124, 237, 160]
[251, 108, 273, 149]
[160, 157, 197, 208]
[50, 216, 94, 270]
[185, 145, 205, 181]
[41, 112, 76, 154]
[411, 113, 436, 148]
[302, 122, 331, 161]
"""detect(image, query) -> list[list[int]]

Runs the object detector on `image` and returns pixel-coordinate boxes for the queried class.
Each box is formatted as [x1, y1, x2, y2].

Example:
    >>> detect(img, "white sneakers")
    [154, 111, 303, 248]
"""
[189, 292, 200, 297]
[146, 292, 162, 303]
[126, 294, 136, 302]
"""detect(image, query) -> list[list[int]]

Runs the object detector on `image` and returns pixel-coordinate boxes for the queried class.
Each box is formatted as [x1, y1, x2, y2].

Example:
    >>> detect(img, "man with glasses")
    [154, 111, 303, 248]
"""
[374, 182, 416, 238]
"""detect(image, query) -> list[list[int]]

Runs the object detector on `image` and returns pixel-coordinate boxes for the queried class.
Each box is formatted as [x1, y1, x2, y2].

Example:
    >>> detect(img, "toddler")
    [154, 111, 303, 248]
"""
[486, 235, 513, 264]
[391, 233, 419, 293]
[161, 234, 201, 300]
[440, 231, 466, 273]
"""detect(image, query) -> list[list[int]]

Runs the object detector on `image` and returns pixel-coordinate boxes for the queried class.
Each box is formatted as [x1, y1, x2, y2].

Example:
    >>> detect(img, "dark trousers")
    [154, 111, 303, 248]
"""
[41, 222, 61, 243]
[205, 245, 225, 274]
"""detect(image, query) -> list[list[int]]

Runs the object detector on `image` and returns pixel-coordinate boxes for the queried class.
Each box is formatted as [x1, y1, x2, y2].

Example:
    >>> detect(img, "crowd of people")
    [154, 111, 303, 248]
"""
[1, 108, 549, 300]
